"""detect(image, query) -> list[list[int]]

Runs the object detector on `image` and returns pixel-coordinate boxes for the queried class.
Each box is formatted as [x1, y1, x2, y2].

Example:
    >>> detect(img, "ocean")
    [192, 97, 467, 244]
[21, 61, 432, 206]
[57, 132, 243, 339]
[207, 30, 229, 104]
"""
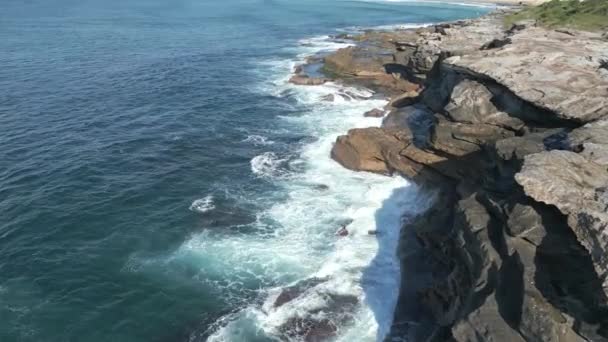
[0, 1, 490, 341]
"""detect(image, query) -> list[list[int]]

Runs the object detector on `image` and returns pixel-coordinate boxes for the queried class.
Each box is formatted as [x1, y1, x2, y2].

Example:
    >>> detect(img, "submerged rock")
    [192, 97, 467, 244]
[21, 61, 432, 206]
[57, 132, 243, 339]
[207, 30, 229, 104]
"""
[271, 279, 359, 342]
[289, 75, 329, 86]
[363, 108, 385, 117]
[280, 317, 337, 342]
[273, 278, 326, 308]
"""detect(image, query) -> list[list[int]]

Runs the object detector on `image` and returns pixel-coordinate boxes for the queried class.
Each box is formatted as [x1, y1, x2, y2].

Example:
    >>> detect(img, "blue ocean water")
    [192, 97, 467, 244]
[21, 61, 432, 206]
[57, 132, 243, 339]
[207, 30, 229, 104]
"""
[0, 1, 489, 341]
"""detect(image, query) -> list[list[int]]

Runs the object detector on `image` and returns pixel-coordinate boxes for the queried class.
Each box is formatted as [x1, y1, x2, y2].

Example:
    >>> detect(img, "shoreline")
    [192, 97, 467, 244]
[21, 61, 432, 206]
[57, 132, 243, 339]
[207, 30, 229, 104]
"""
[292, 6, 608, 342]
[380, 0, 548, 7]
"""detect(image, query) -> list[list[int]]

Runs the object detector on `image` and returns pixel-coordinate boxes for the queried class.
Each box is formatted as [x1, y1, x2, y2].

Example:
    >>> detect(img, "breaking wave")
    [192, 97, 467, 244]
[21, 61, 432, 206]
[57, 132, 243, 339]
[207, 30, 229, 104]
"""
[189, 195, 216, 214]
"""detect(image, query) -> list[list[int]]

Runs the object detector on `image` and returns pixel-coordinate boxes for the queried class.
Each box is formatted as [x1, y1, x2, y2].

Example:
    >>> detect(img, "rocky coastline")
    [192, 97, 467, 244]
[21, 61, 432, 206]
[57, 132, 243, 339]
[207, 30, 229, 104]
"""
[292, 8, 608, 342]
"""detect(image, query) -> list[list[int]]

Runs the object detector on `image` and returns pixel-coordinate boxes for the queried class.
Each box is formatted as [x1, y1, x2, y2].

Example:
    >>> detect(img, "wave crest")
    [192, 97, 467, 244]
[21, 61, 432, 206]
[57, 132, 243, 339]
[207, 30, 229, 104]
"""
[189, 195, 216, 214]
[250, 152, 289, 179]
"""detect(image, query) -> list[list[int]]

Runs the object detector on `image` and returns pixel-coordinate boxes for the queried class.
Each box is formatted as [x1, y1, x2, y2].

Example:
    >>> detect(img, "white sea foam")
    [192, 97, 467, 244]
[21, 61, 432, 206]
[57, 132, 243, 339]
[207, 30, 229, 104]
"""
[189, 195, 215, 214]
[242, 134, 275, 146]
[353, 0, 498, 9]
[182, 33, 431, 342]
[251, 152, 290, 179]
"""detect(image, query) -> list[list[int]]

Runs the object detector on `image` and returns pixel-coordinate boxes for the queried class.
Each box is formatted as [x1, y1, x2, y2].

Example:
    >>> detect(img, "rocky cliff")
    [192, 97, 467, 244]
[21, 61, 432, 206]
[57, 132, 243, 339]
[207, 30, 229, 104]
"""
[320, 10, 608, 342]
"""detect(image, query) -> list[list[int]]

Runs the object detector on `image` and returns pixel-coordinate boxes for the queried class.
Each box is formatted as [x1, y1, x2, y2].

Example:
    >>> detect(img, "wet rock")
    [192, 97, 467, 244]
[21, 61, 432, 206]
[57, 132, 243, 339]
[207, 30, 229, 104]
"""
[323, 46, 389, 78]
[312, 184, 329, 191]
[320, 94, 335, 102]
[280, 317, 337, 342]
[289, 75, 329, 86]
[325, 9, 608, 342]
[277, 293, 358, 342]
[363, 108, 385, 117]
[273, 278, 326, 308]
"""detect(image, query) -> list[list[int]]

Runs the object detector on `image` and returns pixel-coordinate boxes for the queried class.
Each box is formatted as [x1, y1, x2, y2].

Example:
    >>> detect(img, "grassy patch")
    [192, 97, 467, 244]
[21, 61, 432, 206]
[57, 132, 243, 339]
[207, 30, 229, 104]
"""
[504, 0, 608, 31]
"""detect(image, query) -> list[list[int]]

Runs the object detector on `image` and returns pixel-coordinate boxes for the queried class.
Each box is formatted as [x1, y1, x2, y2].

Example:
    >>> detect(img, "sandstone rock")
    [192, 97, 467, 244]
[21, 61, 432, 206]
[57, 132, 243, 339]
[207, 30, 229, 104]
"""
[330, 127, 406, 175]
[493, 129, 565, 162]
[388, 91, 419, 108]
[444, 27, 608, 124]
[331, 127, 446, 182]
[431, 116, 515, 158]
[516, 150, 608, 297]
[323, 46, 389, 77]
[568, 119, 608, 165]
[326, 10, 608, 342]
[289, 75, 328, 86]
[445, 79, 525, 131]
[363, 108, 385, 117]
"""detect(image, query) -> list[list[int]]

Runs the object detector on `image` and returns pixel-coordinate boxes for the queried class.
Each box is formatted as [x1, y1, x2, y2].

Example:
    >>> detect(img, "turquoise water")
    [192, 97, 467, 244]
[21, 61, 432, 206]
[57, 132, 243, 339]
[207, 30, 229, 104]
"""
[0, 1, 489, 341]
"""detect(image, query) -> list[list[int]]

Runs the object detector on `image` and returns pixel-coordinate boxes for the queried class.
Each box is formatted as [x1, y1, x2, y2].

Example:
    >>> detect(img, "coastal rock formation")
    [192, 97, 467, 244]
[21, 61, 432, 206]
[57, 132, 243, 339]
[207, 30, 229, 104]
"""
[363, 108, 385, 117]
[325, 10, 608, 342]
[289, 75, 329, 86]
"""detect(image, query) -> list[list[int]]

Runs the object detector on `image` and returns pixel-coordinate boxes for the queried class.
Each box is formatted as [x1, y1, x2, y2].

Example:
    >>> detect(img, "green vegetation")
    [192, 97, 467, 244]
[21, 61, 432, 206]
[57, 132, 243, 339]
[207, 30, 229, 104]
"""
[505, 0, 608, 31]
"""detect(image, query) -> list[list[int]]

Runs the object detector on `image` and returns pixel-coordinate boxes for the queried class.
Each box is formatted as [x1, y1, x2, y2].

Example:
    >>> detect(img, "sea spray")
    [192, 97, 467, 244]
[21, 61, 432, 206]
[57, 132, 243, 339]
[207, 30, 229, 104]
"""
[204, 34, 431, 341]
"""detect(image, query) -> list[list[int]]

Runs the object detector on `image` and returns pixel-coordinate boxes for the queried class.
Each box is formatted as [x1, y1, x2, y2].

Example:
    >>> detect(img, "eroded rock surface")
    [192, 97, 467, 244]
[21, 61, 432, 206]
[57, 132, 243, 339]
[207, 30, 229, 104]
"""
[325, 9, 608, 342]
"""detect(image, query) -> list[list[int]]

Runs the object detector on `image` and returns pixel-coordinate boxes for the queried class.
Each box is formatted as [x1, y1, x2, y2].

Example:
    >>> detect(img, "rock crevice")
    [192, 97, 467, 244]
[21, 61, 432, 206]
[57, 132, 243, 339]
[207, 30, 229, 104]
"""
[324, 10, 608, 342]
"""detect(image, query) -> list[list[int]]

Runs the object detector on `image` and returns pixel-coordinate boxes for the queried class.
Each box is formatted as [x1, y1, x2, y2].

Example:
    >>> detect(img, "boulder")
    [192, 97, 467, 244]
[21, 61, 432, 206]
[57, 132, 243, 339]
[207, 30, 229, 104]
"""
[320, 94, 335, 102]
[330, 128, 407, 175]
[363, 108, 385, 117]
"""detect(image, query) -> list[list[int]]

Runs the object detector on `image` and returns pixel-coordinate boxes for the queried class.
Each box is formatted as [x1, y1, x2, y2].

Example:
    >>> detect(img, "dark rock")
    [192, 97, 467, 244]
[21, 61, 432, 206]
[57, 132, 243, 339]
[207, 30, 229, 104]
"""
[444, 79, 525, 131]
[480, 37, 512, 50]
[326, 10, 608, 342]
[363, 108, 385, 117]
[289, 75, 328, 86]
[430, 116, 515, 157]
[280, 317, 337, 342]
[312, 184, 329, 191]
[382, 104, 434, 147]
[388, 91, 419, 108]
[320, 94, 335, 102]
[273, 278, 326, 308]
[277, 293, 358, 342]
[516, 151, 608, 295]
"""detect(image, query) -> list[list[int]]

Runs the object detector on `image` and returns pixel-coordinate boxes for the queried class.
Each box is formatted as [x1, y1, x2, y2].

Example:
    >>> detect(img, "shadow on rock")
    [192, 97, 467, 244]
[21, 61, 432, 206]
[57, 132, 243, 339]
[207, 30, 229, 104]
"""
[361, 183, 433, 341]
